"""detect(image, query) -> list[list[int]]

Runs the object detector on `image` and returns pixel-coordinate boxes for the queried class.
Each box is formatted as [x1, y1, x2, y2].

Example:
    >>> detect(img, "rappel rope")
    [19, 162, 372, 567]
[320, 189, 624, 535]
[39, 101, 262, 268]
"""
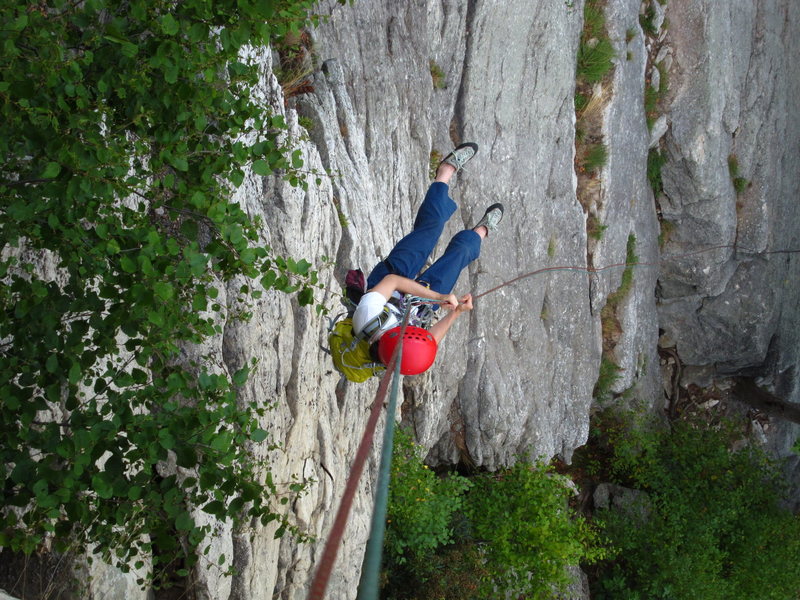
[308, 304, 412, 600]
[308, 241, 800, 599]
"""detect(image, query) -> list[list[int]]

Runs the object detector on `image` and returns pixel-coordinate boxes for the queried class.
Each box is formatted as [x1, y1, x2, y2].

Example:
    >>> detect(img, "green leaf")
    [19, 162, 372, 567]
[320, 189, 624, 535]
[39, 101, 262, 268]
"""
[41, 162, 61, 178]
[12, 14, 28, 30]
[251, 428, 267, 443]
[232, 367, 249, 386]
[68, 363, 81, 384]
[154, 282, 174, 301]
[91, 473, 113, 499]
[45, 354, 59, 374]
[298, 287, 314, 306]
[291, 149, 303, 169]
[120, 255, 137, 273]
[171, 156, 189, 171]
[252, 159, 270, 176]
[160, 13, 180, 36]
[175, 510, 193, 532]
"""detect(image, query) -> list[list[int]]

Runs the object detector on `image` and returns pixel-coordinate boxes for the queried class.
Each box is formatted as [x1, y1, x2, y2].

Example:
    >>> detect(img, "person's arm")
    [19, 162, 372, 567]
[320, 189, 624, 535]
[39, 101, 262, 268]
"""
[370, 274, 458, 309]
[429, 294, 473, 344]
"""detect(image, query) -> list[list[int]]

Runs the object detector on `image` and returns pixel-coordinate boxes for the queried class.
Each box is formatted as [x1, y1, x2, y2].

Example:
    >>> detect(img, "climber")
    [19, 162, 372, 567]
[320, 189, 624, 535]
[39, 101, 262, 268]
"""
[352, 141, 504, 375]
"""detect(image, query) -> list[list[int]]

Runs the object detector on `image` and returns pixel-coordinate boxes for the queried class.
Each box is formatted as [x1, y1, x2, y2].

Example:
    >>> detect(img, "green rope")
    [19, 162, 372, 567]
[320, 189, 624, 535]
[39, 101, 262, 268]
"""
[355, 305, 410, 600]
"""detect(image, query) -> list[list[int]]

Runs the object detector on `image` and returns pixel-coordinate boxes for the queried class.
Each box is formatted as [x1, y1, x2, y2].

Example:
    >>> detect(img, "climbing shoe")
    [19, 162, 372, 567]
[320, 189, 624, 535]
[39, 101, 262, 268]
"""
[474, 203, 504, 234]
[440, 142, 478, 172]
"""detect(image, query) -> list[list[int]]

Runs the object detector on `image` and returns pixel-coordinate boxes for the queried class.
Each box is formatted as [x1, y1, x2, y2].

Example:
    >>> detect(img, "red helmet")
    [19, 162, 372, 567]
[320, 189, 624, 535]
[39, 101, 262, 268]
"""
[377, 326, 438, 375]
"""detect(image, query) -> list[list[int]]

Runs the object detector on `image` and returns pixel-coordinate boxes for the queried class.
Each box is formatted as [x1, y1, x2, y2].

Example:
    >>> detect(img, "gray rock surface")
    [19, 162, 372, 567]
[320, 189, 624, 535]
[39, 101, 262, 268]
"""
[595, 0, 661, 405]
[310, 0, 597, 470]
[657, 0, 800, 468]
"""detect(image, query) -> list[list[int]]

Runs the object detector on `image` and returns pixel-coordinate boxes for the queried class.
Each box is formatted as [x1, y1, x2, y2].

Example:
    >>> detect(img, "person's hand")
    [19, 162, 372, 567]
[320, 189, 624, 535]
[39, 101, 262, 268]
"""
[439, 293, 459, 310]
[455, 293, 473, 313]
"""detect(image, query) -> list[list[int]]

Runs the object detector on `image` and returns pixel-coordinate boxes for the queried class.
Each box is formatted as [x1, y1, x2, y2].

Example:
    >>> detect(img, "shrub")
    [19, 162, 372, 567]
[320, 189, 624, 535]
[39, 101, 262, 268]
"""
[385, 429, 471, 566]
[464, 461, 606, 599]
[593, 417, 800, 600]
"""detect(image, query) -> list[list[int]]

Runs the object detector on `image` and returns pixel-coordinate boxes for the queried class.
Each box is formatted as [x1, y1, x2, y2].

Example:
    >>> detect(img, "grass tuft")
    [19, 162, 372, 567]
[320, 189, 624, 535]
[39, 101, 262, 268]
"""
[577, 37, 615, 84]
[728, 154, 750, 195]
[594, 356, 622, 401]
[582, 143, 609, 174]
[429, 59, 446, 89]
[647, 148, 666, 196]
[587, 215, 608, 241]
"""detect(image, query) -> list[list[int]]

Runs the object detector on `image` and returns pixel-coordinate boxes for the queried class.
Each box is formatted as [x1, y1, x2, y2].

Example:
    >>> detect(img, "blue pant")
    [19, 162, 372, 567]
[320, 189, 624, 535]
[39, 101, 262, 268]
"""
[366, 182, 481, 294]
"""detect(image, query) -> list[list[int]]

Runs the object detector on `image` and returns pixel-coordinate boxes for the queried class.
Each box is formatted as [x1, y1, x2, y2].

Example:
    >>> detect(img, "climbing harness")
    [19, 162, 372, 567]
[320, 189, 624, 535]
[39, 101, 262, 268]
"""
[324, 287, 438, 383]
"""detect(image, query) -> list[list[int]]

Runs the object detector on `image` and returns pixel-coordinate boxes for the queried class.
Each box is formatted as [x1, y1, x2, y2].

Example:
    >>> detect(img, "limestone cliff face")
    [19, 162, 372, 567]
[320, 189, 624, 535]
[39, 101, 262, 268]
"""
[6, 1, 799, 600]
[655, 0, 800, 495]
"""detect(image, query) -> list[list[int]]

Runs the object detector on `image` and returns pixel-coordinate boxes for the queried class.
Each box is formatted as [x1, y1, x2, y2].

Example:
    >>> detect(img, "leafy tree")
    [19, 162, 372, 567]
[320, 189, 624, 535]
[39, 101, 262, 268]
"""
[0, 0, 339, 586]
[593, 417, 800, 600]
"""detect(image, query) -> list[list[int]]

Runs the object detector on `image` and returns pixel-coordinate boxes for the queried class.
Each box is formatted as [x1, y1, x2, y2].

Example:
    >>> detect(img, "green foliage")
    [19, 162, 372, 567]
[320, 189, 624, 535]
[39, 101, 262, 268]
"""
[658, 219, 676, 248]
[429, 149, 443, 180]
[298, 115, 315, 132]
[639, 2, 659, 37]
[594, 356, 622, 401]
[647, 148, 666, 195]
[429, 60, 446, 90]
[593, 417, 800, 600]
[0, 0, 334, 586]
[464, 461, 607, 599]
[577, 1, 615, 85]
[599, 234, 637, 358]
[577, 38, 615, 84]
[575, 91, 589, 113]
[582, 1, 607, 40]
[645, 63, 668, 130]
[616, 234, 638, 298]
[582, 143, 609, 174]
[588, 215, 609, 241]
[385, 429, 471, 565]
[383, 452, 606, 600]
[728, 154, 749, 194]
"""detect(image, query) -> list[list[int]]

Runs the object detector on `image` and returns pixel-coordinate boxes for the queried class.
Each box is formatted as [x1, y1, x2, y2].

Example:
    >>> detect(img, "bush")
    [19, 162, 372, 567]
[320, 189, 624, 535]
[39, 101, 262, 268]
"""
[593, 417, 800, 600]
[383, 448, 606, 600]
[464, 461, 606, 599]
[385, 429, 471, 566]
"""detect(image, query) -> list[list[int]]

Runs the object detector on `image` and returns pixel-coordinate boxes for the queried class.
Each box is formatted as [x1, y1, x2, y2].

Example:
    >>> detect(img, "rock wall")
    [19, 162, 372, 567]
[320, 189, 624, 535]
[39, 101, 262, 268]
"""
[308, 0, 598, 473]
[656, 0, 800, 490]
